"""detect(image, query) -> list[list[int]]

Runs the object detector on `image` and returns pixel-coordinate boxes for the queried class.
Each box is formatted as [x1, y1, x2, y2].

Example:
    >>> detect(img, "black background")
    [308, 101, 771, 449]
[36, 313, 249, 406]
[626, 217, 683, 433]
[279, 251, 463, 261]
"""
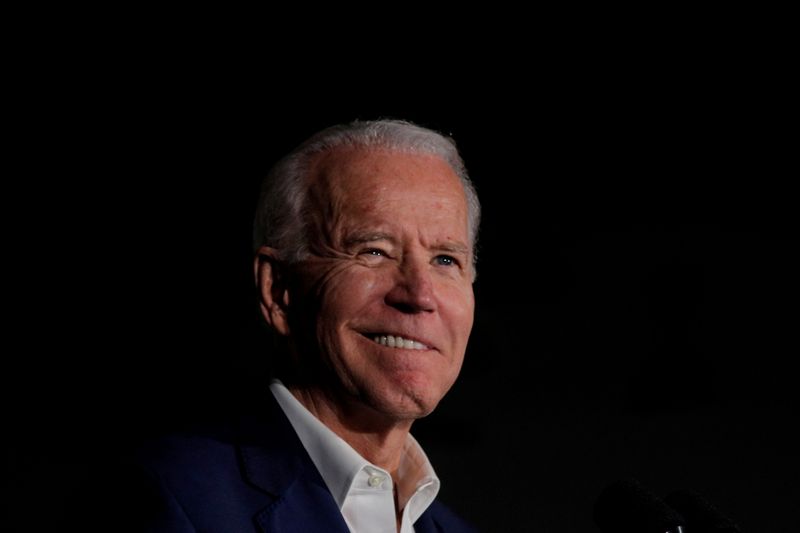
[7, 52, 799, 532]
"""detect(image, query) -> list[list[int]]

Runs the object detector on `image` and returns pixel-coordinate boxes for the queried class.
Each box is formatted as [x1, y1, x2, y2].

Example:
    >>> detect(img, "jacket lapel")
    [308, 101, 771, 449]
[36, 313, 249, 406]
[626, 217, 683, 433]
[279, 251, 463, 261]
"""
[414, 507, 442, 533]
[253, 478, 350, 533]
[237, 393, 350, 533]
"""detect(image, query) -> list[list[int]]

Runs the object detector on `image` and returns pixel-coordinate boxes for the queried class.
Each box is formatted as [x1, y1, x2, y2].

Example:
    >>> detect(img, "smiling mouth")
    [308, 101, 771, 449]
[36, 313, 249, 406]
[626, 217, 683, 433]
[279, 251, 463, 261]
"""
[361, 333, 432, 351]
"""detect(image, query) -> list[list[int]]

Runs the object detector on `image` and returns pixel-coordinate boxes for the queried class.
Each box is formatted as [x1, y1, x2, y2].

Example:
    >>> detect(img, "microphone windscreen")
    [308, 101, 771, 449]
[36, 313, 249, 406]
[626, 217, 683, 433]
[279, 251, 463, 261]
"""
[665, 489, 742, 532]
[594, 478, 686, 533]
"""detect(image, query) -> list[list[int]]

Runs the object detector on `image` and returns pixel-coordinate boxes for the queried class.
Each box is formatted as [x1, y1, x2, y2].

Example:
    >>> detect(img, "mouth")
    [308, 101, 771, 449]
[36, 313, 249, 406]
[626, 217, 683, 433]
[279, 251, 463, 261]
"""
[360, 331, 434, 351]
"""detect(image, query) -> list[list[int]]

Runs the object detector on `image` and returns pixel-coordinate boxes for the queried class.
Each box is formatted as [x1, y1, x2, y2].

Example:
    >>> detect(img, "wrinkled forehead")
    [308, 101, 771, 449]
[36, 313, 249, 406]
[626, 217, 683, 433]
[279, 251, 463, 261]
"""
[307, 146, 467, 210]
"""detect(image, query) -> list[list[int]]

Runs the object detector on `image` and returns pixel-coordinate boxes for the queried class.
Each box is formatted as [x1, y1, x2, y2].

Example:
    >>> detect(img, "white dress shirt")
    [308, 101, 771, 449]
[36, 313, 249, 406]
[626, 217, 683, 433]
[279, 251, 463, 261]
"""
[270, 380, 441, 533]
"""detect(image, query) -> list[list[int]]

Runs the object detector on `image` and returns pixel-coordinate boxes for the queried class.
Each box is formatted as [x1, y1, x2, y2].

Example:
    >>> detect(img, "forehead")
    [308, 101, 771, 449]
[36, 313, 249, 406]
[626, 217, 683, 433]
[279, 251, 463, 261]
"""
[310, 146, 467, 212]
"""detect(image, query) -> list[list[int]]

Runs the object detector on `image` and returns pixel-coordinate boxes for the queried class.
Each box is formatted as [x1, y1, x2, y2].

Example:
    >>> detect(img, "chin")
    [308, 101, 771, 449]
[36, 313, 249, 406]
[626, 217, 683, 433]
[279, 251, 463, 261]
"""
[365, 375, 449, 421]
[338, 334, 461, 420]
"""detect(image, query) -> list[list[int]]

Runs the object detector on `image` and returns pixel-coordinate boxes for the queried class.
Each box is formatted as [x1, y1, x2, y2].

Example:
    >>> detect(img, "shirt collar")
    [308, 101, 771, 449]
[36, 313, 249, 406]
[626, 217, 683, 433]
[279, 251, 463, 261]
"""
[269, 379, 440, 520]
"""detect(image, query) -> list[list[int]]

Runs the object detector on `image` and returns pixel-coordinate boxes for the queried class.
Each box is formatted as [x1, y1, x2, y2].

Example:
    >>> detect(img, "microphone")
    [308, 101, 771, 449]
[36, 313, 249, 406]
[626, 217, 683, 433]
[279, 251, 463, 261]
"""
[665, 489, 742, 532]
[594, 478, 687, 533]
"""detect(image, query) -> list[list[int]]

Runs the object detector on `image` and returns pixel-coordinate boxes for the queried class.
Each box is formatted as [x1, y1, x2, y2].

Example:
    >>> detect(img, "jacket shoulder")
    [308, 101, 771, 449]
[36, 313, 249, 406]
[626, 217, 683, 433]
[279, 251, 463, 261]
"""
[114, 420, 282, 531]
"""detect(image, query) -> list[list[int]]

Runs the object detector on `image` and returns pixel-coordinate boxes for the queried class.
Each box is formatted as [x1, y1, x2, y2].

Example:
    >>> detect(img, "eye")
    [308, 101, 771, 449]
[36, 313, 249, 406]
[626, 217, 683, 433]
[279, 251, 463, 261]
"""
[358, 248, 392, 262]
[433, 255, 458, 267]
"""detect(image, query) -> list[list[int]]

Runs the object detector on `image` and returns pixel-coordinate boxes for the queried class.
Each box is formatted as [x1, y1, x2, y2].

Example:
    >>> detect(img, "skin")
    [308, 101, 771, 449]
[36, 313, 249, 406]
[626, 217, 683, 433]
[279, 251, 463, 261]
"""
[255, 146, 475, 480]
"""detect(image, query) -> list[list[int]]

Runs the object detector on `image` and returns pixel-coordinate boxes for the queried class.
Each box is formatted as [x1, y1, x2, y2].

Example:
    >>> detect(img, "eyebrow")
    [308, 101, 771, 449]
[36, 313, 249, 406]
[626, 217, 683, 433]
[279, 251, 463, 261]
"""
[343, 231, 398, 247]
[433, 242, 471, 256]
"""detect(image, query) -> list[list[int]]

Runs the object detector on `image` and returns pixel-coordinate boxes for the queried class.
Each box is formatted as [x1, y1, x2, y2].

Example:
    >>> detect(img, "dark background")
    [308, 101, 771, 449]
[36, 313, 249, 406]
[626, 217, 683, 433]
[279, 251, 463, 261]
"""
[7, 60, 799, 532]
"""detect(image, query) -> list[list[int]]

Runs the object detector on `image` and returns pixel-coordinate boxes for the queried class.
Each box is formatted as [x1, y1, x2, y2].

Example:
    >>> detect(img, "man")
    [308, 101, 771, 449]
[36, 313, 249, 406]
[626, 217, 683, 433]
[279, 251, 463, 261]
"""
[133, 120, 480, 532]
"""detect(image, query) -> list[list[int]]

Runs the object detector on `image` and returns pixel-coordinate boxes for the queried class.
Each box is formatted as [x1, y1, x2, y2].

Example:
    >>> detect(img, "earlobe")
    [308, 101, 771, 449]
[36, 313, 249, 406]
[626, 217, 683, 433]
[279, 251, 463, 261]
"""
[254, 246, 291, 336]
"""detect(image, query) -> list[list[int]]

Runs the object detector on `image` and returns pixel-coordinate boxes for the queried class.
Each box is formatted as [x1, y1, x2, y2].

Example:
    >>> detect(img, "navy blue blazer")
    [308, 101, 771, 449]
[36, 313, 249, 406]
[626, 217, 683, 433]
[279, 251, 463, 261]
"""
[126, 394, 477, 532]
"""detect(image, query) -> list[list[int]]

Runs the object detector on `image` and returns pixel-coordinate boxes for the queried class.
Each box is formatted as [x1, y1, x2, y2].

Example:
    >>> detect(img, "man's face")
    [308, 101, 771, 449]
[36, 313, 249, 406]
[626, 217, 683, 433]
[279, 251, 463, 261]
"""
[289, 147, 475, 421]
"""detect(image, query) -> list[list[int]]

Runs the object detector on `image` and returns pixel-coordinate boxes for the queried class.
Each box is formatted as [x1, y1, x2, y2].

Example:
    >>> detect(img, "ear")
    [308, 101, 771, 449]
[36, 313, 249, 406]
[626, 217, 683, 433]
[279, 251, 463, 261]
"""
[254, 246, 291, 336]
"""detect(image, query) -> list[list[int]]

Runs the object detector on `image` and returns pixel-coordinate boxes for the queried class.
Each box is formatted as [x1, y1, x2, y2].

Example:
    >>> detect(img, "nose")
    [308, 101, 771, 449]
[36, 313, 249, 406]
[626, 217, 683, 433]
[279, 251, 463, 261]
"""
[384, 258, 437, 314]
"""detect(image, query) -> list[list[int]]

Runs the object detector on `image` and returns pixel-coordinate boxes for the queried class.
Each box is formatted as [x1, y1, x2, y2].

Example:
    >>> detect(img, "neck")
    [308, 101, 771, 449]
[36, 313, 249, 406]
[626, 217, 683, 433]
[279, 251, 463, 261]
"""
[288, 384, 413, 474]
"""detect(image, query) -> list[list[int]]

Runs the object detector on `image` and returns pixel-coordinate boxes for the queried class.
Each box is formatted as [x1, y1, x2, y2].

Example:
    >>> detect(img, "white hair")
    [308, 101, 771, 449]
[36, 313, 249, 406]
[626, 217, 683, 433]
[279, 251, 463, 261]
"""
[253, 119, 481, 270]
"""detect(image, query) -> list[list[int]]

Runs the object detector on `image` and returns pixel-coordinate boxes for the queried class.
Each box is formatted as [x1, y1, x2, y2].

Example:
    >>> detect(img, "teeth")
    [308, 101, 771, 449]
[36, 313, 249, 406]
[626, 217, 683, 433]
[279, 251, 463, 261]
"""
[370, 334, 429, 350]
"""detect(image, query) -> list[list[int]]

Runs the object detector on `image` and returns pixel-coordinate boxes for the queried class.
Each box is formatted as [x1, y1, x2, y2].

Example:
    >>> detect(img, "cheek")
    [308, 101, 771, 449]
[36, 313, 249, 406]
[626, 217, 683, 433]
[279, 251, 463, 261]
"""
[442, 284, 475, 340]
[319, 268, 386, 329]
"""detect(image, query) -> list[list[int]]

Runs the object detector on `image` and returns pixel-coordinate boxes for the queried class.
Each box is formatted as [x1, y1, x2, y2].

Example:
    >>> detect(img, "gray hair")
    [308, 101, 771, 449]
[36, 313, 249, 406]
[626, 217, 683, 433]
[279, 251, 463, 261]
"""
[253, 119, 481, 271]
